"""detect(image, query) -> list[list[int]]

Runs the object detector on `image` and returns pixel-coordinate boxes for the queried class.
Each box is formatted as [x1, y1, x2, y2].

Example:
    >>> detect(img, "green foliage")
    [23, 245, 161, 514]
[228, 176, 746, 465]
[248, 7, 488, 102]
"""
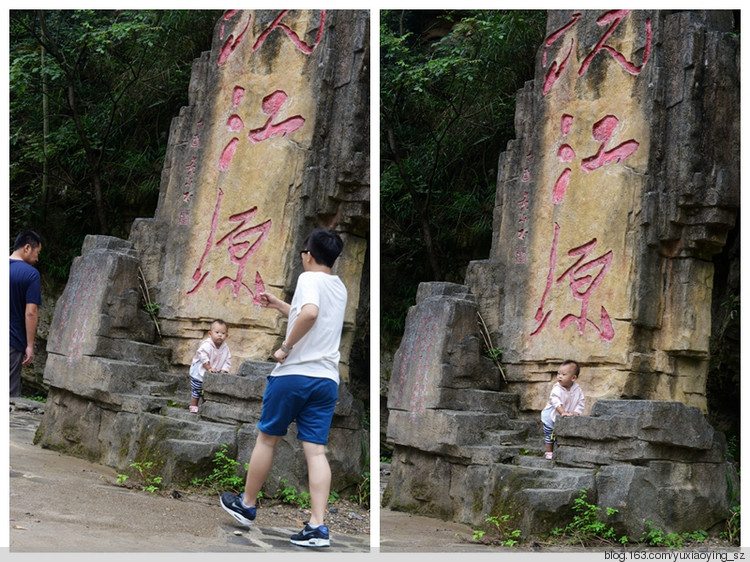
[274, 478, 312, 509]
[143, 301, 160, 316]
[184, 444, 253, 498]
[485, 346, 504, 362]
[726, 434, 739, 463]
[350, 471, 371, 509]
[640, 520, 709, 549]
[549, 490, 626, 546]
[380, 10, 547, 350]
[10, 10, 222, 288]
[128, 460, 163, 494]
[473, 513, 522, 547]
[488, 514, 522, 547]
[721, 504, 741, 545]
[189, 444, 246, 493]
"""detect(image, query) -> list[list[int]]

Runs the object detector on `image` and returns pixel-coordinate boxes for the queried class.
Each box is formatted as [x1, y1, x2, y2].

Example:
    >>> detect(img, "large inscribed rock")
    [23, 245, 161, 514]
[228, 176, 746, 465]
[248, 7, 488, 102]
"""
[386, 9, 738, 538]
[37, 10, 370, 491]
[131, 10, 369, 378]
[466, 10, 738, 412]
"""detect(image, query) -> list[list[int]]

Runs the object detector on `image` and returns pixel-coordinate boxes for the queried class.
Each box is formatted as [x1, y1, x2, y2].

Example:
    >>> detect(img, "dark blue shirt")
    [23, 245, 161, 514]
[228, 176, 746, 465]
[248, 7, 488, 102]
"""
[10, 259, 42, 352]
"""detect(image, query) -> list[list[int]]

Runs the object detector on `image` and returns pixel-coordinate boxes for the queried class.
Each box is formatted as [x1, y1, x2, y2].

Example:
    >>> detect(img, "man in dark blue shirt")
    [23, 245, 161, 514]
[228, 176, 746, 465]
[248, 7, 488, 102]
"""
[10, 231, 42, 397]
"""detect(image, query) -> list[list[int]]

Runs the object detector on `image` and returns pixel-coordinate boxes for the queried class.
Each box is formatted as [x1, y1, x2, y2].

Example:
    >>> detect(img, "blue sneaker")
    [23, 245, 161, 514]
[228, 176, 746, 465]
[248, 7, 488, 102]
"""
[290, 523, 330, 547]
[220, 492, 256, 526]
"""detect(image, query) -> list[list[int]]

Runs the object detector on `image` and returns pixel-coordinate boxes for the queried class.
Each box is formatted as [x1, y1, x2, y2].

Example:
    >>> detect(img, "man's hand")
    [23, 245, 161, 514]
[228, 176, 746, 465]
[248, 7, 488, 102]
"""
[259, 291, 290, 317]
[22, 345, 34, 366]
[259, 291, 281, 309]
[273, 348, 289, 364]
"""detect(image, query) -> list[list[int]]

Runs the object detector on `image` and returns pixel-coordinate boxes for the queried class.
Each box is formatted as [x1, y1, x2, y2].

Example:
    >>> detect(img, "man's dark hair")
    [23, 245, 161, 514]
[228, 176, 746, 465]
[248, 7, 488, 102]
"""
[304, 228, 344, 268]
[13, 231, 42, 251]
[562, 359, 580, 378]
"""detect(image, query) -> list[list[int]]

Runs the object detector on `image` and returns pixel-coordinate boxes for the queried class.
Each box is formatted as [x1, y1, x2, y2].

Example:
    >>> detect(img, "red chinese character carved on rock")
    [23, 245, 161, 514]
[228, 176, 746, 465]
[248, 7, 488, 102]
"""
[248, 90, 306, 144]
[531, 223, 615, 341]
[188, 188, 271, 303]
[542, 10, 651, 95]
[552, 113, 639, 205]
[253, 10, 326, 55]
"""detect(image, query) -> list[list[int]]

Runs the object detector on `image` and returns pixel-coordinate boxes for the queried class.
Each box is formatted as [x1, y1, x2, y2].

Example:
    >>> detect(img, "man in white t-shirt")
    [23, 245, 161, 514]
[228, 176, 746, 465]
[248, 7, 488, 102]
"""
[221, 228, 347, 548]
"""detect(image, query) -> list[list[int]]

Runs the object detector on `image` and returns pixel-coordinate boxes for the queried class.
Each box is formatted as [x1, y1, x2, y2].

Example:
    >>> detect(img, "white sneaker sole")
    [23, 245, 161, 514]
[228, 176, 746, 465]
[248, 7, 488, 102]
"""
[291, 537, 330, 547]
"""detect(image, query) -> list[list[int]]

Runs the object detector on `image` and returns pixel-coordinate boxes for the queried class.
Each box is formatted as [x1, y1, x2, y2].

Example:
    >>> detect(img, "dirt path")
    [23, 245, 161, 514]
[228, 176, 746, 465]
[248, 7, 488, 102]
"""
[8, 398, 369, 553]
[9, 398, 739, 556]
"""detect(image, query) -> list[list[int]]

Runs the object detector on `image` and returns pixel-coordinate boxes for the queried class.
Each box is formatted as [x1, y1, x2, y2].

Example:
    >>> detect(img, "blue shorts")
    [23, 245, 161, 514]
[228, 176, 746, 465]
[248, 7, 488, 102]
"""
[257, 375, 338, 445]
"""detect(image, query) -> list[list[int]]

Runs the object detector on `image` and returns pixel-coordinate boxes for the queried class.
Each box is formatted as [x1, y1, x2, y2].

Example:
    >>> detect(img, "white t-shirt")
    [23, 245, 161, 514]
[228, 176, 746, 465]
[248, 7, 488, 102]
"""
[271, 271, 347, 384]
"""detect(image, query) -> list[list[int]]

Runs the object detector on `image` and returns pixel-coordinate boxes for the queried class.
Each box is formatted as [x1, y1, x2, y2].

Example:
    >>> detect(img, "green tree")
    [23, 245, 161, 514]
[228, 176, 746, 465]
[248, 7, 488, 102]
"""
[380, 10, 547, 347]
[10, 10, 222, 286]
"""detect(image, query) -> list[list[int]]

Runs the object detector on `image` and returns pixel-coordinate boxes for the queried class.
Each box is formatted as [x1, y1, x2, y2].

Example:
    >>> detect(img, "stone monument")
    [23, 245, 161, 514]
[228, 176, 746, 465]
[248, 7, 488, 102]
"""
[36, 9, 370, 494]
[385, 10, 738, 539]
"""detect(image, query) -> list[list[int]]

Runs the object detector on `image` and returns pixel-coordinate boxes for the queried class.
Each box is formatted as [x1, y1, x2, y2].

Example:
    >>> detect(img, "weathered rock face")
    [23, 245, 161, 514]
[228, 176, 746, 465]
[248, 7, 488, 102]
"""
[465, 10, 738, 413]
[36, 10, 370, 493]
[385, 284, 737, 536]
[555, 400, 736, 536]
[386, 10, 738, 540]
[130, 10, 369, 379]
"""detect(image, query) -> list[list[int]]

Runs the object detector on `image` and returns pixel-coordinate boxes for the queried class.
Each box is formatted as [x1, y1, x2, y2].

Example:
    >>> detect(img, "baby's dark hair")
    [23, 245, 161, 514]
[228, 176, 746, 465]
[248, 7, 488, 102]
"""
[562, 359, 580, 377]
[211, 319, 228, 329]
[304, 228, 344, 268]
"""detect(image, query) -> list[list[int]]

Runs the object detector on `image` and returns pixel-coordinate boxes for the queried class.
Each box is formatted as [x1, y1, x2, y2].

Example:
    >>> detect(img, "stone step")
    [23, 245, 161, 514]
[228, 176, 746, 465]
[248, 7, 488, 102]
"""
[502, 462, 594, 491]
[163, 438, 234, 461]
[94, 337, 172, 368]
[161, 404, 203, 421]
[238, 359, 276, 377]
[137, 379, 180, 397]
[461, 444, 522, 465]
[514, 453, 555, 468]
[436, 388, 519, 414]
[516, 486, 593, 524]
[485, 428, 530, 445]
[461, 440, 547, 465]
[138, 411, 238, 443]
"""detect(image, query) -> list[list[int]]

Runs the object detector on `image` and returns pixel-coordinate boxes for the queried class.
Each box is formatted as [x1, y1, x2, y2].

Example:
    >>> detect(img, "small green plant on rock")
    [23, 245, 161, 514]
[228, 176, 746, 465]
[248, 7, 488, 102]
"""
[129, 460, 163, 494]
[721, 504, 740, 545]
[641, 520, 709, 549]
[185, 444, 249, 494]
[549, 489, 626, 546]
[203, 444, 244, 491]
[350, 470, 371, 508]
[275, 478, 311, 509]
[473, 513, 522, 547]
